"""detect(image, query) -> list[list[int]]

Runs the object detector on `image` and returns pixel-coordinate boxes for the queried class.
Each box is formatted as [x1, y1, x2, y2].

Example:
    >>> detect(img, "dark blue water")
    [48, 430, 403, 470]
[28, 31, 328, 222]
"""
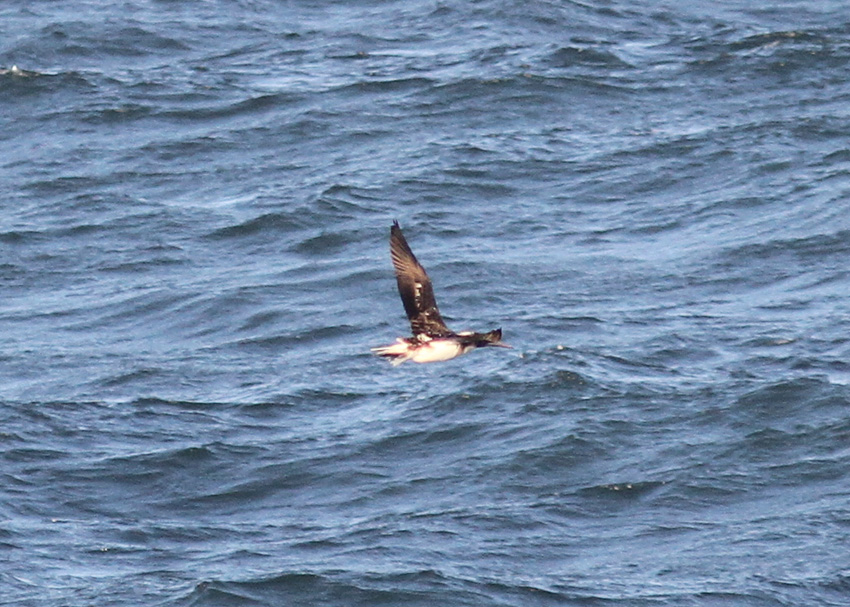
[3, 1, 850, 605]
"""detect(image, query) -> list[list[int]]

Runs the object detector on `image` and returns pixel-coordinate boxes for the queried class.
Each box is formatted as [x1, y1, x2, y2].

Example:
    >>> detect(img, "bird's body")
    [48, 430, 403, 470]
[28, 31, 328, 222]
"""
[372, 221, 510, 365]
[372, 336, 465, 365]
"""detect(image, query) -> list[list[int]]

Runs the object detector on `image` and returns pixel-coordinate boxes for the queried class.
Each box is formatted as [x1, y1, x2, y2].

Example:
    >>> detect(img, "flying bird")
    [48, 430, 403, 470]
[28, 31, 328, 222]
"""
[372, 221, 510, 366]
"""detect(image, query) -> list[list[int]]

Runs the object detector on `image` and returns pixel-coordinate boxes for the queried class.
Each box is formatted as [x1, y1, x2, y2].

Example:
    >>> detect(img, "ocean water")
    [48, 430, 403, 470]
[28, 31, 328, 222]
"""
[2, 0, 850, 605]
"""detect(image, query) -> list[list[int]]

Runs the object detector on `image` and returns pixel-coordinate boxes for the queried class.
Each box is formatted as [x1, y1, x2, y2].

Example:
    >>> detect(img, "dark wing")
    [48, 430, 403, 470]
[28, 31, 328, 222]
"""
[389, 221, 451, 337]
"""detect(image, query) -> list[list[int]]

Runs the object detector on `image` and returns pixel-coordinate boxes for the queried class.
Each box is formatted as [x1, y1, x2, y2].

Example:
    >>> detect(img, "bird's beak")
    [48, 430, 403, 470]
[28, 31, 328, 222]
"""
[490, 342, 512, 349]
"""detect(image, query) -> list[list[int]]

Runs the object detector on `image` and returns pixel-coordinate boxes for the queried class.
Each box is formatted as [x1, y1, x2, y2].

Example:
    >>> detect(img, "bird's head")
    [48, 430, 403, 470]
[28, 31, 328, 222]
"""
[478, 328, 511, 349]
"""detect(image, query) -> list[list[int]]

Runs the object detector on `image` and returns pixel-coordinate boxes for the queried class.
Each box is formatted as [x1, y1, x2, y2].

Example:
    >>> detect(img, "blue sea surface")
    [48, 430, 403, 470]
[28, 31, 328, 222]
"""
[2, 1, 850, 605]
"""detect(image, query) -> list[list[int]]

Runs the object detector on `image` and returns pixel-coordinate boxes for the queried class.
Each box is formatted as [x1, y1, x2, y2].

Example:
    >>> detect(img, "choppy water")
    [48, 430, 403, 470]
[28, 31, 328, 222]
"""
[3, 1, 850, 605]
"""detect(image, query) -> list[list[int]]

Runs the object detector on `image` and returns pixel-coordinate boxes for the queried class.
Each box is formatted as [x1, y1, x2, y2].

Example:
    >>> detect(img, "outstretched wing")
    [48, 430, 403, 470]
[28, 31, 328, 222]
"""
[389, 221, 451, 337]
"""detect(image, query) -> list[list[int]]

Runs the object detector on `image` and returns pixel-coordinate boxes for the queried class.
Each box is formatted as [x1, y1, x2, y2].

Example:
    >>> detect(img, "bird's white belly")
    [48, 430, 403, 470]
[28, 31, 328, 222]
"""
[410, 339, 463, 363]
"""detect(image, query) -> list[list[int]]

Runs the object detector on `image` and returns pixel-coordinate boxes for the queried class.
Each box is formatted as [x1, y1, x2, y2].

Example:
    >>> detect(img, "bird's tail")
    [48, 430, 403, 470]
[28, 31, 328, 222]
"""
[371, 339, 413, 366]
